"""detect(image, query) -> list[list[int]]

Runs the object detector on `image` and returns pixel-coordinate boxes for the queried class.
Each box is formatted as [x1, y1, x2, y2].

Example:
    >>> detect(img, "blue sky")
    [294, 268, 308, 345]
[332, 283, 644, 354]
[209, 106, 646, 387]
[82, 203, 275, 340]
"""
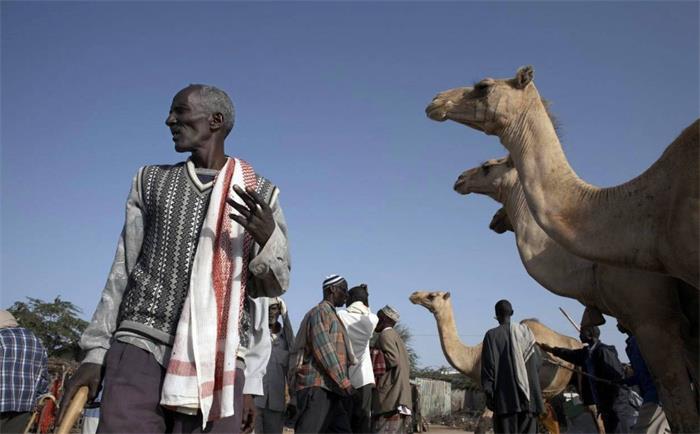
[2, 1, 698, 367]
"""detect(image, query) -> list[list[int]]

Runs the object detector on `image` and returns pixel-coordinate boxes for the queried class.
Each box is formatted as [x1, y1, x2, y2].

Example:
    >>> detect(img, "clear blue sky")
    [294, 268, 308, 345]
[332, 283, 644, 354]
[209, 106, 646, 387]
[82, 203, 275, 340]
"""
[2, 1, 698, 367]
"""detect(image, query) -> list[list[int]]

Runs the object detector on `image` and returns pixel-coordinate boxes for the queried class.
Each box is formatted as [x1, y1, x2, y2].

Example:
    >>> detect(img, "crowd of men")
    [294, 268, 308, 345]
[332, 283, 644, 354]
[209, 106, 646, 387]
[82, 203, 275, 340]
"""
[0, 84, 674, 434]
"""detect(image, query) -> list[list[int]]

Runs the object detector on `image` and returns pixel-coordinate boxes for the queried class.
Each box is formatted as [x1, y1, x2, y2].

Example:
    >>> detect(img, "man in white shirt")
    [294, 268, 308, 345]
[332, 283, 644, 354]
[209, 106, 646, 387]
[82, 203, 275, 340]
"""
[337, 284, 379, 433]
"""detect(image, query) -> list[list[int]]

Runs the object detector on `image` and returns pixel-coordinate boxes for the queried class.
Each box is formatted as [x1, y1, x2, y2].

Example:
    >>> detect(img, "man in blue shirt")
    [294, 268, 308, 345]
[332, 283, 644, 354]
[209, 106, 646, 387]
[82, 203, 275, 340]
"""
[617, 323, 670, 433]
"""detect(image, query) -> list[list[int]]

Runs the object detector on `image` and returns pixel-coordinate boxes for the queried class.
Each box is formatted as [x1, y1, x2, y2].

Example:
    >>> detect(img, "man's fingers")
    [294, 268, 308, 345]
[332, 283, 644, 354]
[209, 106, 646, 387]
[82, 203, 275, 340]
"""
[245, 187, 271, 212]
[57, 385, 75, 424]
[229, 214, 251, 229]
[232, 185, 257, 211]
[227, 199, 253, 219]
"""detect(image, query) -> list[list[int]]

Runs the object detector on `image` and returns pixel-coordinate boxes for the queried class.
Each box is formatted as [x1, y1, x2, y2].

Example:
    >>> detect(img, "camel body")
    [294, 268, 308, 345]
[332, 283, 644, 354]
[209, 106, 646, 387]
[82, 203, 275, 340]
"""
[426, 67, 699, 288]
[455, 158, 699, 432]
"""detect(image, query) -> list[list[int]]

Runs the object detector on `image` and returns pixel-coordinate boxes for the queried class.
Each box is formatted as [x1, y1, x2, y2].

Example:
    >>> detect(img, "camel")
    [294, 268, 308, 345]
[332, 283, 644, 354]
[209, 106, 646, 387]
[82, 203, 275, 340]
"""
[409, 290, 580, 397]
[409, 291, 583, 433]
[426, 66, 700, 288]
[455, 156, 699, 432]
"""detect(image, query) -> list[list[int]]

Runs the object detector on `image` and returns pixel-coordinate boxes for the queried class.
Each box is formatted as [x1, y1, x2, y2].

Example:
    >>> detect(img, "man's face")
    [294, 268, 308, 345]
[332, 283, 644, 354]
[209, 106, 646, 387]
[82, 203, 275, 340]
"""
[331, 282, 348, 307]
[268, 304, 281, 326]
[579, 327, 595, 345]
[165, 87, 213, 153]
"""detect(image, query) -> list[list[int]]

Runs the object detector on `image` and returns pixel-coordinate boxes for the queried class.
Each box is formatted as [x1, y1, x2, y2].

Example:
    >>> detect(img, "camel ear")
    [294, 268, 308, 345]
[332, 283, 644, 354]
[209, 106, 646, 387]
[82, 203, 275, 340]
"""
[443, 292, 451, 299]
[515, 65, 534, 89]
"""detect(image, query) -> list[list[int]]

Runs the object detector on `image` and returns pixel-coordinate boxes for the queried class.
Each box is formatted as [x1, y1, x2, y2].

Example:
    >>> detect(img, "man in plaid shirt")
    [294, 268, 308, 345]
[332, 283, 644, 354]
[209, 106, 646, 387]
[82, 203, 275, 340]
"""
[0, 310, 48, 434]
[291, 275, 356, 433]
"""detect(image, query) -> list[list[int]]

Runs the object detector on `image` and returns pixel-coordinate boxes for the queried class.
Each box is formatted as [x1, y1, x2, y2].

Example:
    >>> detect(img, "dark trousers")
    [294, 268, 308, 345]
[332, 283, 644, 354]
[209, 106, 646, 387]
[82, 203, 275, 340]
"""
[294, 387, 351, 433]
[97, 341, 245, 433]
[601, 409, 620, 434]
[493, 411, 537, 434]
[350, 385, 373, 433]
[0, 411, 32, 434]
[254, 407, 284, 434]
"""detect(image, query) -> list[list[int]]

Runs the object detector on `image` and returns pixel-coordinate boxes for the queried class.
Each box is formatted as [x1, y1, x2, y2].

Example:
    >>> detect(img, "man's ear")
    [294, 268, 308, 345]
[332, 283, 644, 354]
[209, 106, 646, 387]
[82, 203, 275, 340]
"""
[210, 112, 224, 130]
[514, 65, 534, 89]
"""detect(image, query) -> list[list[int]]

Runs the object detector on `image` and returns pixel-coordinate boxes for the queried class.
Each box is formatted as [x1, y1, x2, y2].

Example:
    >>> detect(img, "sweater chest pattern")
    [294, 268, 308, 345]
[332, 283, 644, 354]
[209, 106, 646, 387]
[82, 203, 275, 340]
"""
[119, 164, 211, 339]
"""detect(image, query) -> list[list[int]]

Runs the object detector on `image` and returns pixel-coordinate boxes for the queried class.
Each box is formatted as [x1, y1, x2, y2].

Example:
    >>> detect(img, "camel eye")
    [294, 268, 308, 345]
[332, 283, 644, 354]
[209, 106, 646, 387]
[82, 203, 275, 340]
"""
[482, 164, 491, 174]
[428, 294, 435, 299]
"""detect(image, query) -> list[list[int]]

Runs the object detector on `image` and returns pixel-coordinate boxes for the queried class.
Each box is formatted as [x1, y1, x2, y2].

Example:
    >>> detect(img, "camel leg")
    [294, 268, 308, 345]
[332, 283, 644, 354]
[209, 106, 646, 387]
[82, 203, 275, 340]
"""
[635, 323, 700, 433]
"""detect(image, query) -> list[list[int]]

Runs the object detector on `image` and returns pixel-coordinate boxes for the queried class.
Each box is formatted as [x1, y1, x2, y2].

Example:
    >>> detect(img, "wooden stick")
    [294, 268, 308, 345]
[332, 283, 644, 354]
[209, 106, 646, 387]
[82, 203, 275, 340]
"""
[55, 386, 89, 434]
[559, 307, 581, 332]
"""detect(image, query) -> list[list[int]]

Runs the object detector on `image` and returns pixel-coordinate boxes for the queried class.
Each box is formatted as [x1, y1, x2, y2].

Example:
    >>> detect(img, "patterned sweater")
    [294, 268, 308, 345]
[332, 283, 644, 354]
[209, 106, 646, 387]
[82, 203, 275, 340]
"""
[79, 160, 290, 393]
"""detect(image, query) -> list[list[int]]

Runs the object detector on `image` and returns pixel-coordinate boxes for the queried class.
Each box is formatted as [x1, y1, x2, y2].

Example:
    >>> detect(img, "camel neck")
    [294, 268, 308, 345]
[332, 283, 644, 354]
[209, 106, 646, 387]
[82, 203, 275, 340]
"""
[433, 303, 482, 381]
[499, 90, 662, 270]
[500, 176, 597, 303]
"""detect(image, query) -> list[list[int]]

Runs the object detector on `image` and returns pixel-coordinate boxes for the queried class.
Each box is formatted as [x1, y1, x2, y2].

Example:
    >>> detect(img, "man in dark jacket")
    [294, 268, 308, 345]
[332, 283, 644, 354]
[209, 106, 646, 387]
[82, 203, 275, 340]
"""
[481, 300, 544, 434]
[541, 325, 627, 433]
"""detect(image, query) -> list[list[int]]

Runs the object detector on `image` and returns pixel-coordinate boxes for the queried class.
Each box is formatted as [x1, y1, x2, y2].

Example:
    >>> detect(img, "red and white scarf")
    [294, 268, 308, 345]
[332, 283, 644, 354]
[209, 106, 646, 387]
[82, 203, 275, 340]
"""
[161, 157, 257, 426]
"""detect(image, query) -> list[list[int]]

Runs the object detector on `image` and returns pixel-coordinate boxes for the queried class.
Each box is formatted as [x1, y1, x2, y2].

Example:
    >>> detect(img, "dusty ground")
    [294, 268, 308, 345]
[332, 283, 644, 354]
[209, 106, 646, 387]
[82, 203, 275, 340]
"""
[426, 423, 474, 433]
[283, 425, 471, 433]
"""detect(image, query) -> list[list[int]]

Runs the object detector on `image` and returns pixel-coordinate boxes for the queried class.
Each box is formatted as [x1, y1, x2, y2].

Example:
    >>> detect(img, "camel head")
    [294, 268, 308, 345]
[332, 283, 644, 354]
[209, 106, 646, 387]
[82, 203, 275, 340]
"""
[409, 290, 452, 315]
[454, 155, 516, 200]
[489, 207, 514, 234]
[425, 66, 536, 135]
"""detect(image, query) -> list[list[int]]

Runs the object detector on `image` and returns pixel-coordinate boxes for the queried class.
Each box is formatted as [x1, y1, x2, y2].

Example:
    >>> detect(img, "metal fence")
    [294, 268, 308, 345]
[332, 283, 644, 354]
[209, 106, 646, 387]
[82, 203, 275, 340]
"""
[413, 377, 452, 419]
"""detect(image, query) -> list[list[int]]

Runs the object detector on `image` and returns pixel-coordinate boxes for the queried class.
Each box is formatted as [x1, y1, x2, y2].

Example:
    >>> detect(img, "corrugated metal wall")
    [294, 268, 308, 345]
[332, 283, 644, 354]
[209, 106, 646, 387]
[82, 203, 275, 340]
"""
[414, 378, 452, 418]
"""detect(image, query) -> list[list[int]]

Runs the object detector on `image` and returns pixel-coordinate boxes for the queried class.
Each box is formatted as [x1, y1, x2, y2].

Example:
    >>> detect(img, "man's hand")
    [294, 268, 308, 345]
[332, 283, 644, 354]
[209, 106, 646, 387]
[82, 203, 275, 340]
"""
[241, 394, 256, 434]
[538, 342, 554, 353]
[57, 363, 104, 425]
[227, 185, 275, 248]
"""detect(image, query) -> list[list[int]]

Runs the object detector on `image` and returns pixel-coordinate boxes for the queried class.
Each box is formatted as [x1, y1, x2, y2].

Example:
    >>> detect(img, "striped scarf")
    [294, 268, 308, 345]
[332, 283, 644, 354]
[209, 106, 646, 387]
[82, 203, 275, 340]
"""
[160, 157, 257, 426]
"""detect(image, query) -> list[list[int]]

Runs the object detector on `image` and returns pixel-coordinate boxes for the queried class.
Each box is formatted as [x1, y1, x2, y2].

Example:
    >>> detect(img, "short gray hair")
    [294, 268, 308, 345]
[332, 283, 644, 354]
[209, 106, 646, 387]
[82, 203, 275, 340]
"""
[189, 84, 235, 135]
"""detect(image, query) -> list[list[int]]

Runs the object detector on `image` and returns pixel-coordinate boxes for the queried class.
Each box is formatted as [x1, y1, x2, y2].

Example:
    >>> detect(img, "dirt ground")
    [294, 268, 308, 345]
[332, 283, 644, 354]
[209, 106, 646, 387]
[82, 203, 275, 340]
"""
[426, 423, 475, 433]
[283, 425, 471, 433]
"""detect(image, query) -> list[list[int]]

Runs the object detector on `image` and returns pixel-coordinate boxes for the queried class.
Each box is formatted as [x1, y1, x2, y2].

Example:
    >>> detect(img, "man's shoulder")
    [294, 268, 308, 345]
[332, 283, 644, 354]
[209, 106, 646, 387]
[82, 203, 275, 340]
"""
[0, 327, 44, 346]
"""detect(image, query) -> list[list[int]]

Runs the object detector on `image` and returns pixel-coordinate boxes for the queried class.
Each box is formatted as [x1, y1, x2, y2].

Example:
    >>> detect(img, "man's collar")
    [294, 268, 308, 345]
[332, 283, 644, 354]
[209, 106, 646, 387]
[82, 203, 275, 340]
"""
[347, 301, 370, 314]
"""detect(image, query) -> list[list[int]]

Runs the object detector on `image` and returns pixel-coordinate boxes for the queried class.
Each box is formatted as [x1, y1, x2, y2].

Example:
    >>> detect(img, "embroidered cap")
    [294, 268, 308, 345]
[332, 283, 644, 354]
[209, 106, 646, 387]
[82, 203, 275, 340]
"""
[379, 305, 400, 322]
[270, 297, 287, 315]
[323, 274, 347, 289]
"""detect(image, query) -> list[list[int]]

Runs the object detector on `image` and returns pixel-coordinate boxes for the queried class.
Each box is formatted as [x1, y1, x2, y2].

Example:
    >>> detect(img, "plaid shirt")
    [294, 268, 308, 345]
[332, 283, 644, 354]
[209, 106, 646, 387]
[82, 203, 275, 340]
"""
[295, 301, 352, 393]
[0, 327, 49, 412]
[371, 347, 386, 379]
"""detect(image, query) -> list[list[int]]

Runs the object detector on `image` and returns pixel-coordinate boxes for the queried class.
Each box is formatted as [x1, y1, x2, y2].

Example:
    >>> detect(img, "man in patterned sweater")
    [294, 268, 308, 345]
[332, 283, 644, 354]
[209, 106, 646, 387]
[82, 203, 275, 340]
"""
[58, 84, 290, 433]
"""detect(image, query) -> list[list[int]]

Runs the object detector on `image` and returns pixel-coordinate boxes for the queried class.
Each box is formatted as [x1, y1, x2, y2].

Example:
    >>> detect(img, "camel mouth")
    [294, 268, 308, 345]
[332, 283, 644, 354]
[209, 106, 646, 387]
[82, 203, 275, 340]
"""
[453, 178, 471, 195]
[409, 292, 421, 304]
[425, 104, 447, 122]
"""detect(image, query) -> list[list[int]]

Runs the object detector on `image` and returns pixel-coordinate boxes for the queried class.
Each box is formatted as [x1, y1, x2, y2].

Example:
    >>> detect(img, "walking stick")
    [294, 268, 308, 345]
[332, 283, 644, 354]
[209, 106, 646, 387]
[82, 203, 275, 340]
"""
[55, 386, 89, 434]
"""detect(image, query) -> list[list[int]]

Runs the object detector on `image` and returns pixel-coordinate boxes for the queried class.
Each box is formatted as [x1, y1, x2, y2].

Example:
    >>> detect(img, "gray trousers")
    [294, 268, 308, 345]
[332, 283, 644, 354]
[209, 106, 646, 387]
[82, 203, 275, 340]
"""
[97, 341, 245, 433]
[254, 407, 284, 434]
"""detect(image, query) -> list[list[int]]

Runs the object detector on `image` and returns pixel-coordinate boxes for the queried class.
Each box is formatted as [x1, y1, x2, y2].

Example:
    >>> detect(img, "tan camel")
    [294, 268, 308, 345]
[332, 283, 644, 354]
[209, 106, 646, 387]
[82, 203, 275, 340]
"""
[455, 157, 699, 432]
[408, 291, 580, 397]
[426, 67, 699, 288]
